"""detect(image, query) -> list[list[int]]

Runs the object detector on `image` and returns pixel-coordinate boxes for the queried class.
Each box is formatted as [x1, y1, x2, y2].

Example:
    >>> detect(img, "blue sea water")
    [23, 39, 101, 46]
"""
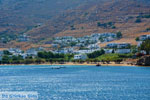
[0, 65, 150, 100]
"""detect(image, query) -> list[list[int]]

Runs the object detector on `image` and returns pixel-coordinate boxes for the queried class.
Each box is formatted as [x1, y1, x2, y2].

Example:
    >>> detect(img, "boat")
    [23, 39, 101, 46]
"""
[51, 66, 66, 69]
[51, 67, 61, 69]
[96, 63, 101, 67]
[60, 66, 66, 68]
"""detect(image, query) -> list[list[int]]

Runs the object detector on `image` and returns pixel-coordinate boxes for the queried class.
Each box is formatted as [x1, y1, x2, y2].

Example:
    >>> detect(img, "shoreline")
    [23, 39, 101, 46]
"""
[0, 62, 148, 67]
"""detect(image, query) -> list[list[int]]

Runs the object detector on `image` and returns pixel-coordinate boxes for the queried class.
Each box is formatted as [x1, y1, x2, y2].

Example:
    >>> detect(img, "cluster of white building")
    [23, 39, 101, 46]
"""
[18, 34, 30, 42]
[53, 33, 117, 48]
[139, 35, 150, 41]
[137, 35, 150, 47]
[0, 47, 44, 60]
[3, 33, 149, 61]
[53, 47, 100, 54]
[105, 42, 131, 54]
[51, 33, 118, 60]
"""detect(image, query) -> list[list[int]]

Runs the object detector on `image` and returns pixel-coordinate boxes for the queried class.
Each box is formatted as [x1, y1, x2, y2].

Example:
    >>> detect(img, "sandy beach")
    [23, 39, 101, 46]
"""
[51, 62, 136, 66]
[0, 62, 137, 67]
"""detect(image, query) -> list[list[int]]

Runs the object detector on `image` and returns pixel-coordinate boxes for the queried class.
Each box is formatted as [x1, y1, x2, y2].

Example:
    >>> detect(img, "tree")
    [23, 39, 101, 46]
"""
[108, 22, 113, 26]
[37, 51, 54, 59]
[3, 50, 12, 55]
[97, 22, 101, 27]
[112, 25, 116, 29]
[146, 28, 150, 32]
[99, 37, 104, 42]
[70, 25, 76, 30]
[70, 42, 77, 46]
[35, 58, 45, 64]
[87, 49, 105, 58]
[142, 14, 150, 18]
[140, 39, 150, 55]
[112, 49, 115, 53]
[2, 55, 10, 64]
[136, 37, 140, 41]
[116, 32, 122, 38]
[135, 18, 141, 23]
[24, 59, 35, 64]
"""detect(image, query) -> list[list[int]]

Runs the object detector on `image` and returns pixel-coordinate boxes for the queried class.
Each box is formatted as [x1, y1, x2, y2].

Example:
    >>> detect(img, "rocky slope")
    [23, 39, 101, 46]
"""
[0, 0, 150, 47]
[25, 0, 150, 43]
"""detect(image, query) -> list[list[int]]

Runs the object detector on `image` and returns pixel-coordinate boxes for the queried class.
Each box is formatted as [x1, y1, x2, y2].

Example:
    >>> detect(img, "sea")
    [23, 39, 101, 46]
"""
[0, 65, 150, 100]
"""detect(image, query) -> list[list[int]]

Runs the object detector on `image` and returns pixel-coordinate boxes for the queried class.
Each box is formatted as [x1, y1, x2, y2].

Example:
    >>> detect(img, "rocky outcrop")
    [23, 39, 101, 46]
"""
[137, 55, 150, 66]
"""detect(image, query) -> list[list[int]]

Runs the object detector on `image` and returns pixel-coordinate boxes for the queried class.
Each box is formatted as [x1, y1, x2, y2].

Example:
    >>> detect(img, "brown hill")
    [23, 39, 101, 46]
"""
[0, 0, 94, 35]
[0, 0, 150, 48]
[26, 0, 150, 44]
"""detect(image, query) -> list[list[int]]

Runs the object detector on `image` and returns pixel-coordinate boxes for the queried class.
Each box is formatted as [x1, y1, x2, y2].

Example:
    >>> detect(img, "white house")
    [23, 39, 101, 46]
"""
[26, 48, 38, 56]
[20, 53, 28, 59]
[87, 44, 100, 50]
[54, 48, 74, 54]
[139, 35, 150, 41]
[117, 43, 131, 49]
[75, 50, 96, 54]
[139, 35, 147, 41]
[107, 43, 117, 48]
[104, 49, 113, 54]
[106, 43, 131, 49]
[105, 37, 116, 42]
[137, 41, 143, 47]
[115, 49, 131, 54]
[18, 34, 29, 42]
[8, 48, 23, 54]
[0, 51, 3, 56]
[74, 54, 87, 60]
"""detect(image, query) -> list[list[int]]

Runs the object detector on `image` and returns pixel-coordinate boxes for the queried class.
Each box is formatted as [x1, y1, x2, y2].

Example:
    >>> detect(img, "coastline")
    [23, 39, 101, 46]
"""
[0, 62, 140, 67]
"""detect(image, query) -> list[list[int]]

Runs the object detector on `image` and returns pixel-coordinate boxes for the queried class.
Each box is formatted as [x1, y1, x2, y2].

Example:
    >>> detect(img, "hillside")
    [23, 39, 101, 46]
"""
[0, 0, 94, 35]
[0, 0, 150, 49]
[26, 0, 150, 43]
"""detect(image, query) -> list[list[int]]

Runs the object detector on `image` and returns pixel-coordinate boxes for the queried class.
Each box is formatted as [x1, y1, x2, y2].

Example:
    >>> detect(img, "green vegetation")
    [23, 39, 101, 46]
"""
[1, 55, 24, 64]
[0, 50, 136, 64]
[0, 51, 74, 64]
[84, 12, 88, 17]
[99, 37, 104, 42]
[139, 39, 150, 55]
[137, 14, 150, 19]
[128, 16, 134, 19]
[131, 45, 138, 54]
[112, 25, 116, 29]
[0, 34, 17, 43]
[70, 25, 76, 30]
[98, 54, 121, 62]
[116, 31, 122, 38]
[135, 18, 142, 23]
[135, 37, 140, 41]
[81, 27, 84, 29]
[79, 47, 89, 50]
[146, 27, 150, 31]
[37, 51, 65, 59]
[97, 22, 101, 27]
[87, 49, 105, 58]
[3, 50, 12, 55]
[97, 21, 116, 29]
[142, 15, 150, 18]
[97, 53, 133, 62]
[70, 42, 77, 46]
